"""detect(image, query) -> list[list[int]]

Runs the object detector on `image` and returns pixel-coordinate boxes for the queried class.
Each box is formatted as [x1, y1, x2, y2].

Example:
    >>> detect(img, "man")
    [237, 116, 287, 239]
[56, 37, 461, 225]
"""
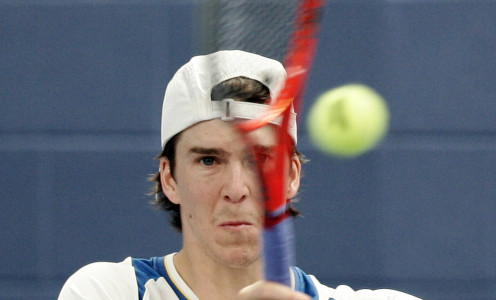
[59, 50, 421, 300]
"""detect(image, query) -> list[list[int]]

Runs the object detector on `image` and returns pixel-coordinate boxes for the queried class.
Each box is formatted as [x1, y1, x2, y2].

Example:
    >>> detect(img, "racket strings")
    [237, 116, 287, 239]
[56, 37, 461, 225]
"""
[198, 0, 299, 62]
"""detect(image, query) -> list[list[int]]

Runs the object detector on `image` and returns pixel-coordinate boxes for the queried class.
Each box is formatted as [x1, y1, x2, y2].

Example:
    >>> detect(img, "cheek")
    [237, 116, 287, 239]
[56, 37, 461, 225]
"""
[175, 164, 214, 196]
[176, 174, 219, 214]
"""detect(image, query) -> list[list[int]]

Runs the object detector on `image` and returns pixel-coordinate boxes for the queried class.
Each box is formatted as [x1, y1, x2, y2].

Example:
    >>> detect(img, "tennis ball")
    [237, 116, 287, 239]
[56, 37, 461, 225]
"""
[307, 84, 389, 157]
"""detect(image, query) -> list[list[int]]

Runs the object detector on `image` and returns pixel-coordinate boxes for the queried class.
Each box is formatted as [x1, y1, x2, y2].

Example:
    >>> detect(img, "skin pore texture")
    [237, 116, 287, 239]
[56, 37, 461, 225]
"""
[159, 119, 302, 300]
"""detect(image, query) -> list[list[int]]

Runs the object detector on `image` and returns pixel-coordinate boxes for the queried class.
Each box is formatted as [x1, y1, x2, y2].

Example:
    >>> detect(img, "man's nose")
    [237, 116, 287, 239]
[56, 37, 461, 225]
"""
[222, 162, 251, 203]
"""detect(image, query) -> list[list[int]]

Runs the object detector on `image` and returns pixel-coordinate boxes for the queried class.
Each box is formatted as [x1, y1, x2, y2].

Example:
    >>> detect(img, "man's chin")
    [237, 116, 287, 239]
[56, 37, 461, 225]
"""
[224, 249, 261, 269]
[212, 239, 262, 268]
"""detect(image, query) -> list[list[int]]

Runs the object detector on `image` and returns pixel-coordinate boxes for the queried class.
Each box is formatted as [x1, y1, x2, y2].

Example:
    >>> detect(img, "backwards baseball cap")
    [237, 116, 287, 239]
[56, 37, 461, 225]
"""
[160, 50, 297, 149]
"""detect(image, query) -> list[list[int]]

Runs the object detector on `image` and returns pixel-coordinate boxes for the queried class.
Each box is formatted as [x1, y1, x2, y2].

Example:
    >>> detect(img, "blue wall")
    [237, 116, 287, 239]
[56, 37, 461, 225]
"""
[1, 1, 495, 299]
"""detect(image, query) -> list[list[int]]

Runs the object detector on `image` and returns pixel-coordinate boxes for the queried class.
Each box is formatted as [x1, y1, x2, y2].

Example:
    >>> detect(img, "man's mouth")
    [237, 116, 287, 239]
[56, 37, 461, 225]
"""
[220, 221, 253, 229]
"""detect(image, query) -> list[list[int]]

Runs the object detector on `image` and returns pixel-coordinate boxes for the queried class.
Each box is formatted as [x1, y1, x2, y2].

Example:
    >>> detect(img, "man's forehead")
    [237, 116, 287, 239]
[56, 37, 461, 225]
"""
[186, 143, 274, 155]
[176, 120, 276, 154]
[182, 118, 276, 140]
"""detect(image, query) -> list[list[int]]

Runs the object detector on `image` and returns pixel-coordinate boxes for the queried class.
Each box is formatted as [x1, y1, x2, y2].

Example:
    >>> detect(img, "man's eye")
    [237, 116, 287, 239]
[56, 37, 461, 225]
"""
[255, 153, 270, 164]
[200, 156, 216, 166]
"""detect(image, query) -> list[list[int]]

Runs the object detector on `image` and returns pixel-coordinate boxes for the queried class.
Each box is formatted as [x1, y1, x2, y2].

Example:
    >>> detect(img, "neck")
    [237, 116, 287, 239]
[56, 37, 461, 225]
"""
[174, 248, 263, 300]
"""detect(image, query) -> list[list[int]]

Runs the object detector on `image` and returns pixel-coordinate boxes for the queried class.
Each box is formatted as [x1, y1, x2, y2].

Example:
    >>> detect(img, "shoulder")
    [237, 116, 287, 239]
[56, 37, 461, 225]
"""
[330, 285, 423, 300]
[58, 258, 138, 300]
[291, 267, 422, 300]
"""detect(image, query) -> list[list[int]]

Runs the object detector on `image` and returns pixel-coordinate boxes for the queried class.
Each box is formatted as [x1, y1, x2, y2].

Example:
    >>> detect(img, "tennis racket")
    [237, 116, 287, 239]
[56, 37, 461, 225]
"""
[198, 0, 324, 286]
[236, 0, 324, 286]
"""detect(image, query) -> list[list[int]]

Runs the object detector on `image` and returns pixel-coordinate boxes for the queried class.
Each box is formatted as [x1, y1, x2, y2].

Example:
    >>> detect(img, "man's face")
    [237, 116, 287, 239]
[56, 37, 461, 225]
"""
[160, 119, 300, 268]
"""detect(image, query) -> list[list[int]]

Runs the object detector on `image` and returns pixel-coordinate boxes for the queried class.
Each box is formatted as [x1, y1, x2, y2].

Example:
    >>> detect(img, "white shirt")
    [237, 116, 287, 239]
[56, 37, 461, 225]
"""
[59, 253, 422, 300]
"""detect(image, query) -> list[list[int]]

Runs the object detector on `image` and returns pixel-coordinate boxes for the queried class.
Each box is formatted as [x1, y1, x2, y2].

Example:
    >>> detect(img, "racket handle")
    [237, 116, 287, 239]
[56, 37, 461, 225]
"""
[263, 217, 295, 286]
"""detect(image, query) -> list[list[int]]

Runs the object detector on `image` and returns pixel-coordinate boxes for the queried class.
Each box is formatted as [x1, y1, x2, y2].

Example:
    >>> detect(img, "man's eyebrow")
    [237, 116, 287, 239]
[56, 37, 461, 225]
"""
[189, 147, 226, 156]
[251, 145, 274, 154]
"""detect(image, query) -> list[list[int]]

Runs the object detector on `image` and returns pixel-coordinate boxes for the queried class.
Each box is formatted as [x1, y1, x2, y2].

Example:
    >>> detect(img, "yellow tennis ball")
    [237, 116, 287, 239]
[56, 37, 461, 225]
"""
[307, 84, 389, 157]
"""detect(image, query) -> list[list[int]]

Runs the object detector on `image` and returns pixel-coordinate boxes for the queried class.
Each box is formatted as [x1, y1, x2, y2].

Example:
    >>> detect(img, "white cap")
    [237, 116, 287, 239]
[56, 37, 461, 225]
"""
[161, 50, 297, 149]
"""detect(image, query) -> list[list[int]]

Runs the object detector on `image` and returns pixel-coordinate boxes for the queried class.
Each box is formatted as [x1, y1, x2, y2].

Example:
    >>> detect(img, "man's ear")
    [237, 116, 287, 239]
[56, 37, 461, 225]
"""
[160, 157, 180, 204]
[286, 154, 301, 199]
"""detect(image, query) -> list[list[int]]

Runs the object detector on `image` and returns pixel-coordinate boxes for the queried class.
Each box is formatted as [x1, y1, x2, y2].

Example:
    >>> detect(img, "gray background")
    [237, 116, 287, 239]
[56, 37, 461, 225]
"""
[1, 0, 495, 299]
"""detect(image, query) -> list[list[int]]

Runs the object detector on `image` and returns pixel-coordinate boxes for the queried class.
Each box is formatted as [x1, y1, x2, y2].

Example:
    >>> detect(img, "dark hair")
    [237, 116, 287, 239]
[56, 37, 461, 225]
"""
[151, 77, 305, 231]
